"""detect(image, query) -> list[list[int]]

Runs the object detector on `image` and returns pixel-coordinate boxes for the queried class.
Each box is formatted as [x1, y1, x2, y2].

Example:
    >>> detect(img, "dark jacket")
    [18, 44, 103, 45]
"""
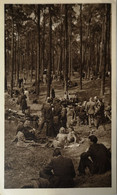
[43, 103, 53, 121]
[43, 155, 76, 187]
[21, 94, 27, 110]
[82, 143, 111, 174]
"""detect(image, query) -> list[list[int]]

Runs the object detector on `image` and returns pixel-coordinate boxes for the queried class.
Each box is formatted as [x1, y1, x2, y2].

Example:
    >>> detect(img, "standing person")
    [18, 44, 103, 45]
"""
[53, 98, 62, 135]
[78, 135, 111, 175]
[24, 88, 29, 105]
[20, 91, 27, 114]
[86, 97, 96, 128]
[19, 78, 24, 88]
[39, 148, 76, 188]
[61, 104, 67, 128]
[51, 88, 55, 99]
[94, 97, 104, 129]
[43, 97, 55, 137]
[67, 105, 75, 128]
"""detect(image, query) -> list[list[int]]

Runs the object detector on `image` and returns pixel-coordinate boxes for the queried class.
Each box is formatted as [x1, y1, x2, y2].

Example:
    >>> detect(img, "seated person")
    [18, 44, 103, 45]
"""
[67, 127, 77, 143]
[39, 148, 76, 188]
[52, 127, 67, 148]
[78, 135, 111, 175]
[12, 126, 39, 147]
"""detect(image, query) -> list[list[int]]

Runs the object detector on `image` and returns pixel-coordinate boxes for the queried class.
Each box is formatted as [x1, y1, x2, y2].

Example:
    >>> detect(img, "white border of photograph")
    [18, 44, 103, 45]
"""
[0, 0, 116, 195]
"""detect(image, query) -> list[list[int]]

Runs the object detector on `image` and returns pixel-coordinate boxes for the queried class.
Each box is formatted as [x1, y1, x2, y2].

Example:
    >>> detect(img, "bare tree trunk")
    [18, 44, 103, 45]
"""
[64, 4, 69, 92]
[35, 42, 38, 86]
[41, 8, 45, 81]
[16, 31, 20, 86]
[107, 4, 111, 103]
[68, 13, 72, 80]
[36, 5, 41, 95]
[30, 31, 33, 82]
[5, 22, 7, 91]
[60, 5, 63, 77]
[27, 32, 30, 82]
[100, 5, 107, 96]
[14, 39, 17, 82]
[47, 6, 52, 97]
[80, 4, 82, 90]
[10, 5, 14, 97]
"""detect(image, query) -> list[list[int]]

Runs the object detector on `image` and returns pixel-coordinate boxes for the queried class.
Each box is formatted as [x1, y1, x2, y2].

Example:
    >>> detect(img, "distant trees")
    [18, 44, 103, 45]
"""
[5, 4, 111, 97]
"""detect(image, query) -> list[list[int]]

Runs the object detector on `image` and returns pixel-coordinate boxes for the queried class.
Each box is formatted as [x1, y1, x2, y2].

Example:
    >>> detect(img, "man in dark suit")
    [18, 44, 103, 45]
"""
[40, 148, 76, 188]
[78, 135, 111, 175]
[42, 97, 55, 137]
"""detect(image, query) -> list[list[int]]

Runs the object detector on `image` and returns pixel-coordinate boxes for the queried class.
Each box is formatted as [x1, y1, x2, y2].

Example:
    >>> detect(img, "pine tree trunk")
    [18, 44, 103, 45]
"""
[68, 14, 71, 80]
[64, 4, 69, 92]
[107, 4, 111, 103]
[47, 6, 52, 97]
[80, 4, 82, 90]
[36, 5, 41, 95]
[5, 26, 7, 91]
[41, 8, 45, 81]
[100, 5, 107, 96]
[30, 32, 33, 82]
[14, 40, 17, 82]
[10, 5, 14, 97]
[16, 32, 20, 86]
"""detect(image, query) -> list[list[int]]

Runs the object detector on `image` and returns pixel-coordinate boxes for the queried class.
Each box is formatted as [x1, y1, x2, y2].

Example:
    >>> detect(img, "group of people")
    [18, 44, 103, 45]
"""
[52, 126, 77, 148]
[38, 94, 110, 139]
[12, 120, 40, 147]
[11, 87, 111, 188]
[22, 135, 111, 188]
[39, 97, 67, 137]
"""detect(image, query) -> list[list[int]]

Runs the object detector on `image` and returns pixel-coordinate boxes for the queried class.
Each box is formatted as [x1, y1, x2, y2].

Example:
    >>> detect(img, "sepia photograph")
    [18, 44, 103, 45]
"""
[0, 0, 116, 194]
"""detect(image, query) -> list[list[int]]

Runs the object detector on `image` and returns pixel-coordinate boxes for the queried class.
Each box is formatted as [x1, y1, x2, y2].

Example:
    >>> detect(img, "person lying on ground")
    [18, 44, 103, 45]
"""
[39, 148, 76, 188]
[78, 135, 111, 176]
[11, 126, 39, 147]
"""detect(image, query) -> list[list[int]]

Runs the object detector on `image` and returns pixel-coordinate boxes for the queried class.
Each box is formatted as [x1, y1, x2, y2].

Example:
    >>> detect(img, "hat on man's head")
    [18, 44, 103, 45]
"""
[89, 135, 98, 143]
[53, 148, 61, 157]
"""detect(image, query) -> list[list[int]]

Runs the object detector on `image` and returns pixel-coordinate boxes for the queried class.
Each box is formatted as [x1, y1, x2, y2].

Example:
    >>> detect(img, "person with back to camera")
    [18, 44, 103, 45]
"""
[78, 135, 111, 175]
[39, 148, 76, 188]
[86, 97, 96, 128]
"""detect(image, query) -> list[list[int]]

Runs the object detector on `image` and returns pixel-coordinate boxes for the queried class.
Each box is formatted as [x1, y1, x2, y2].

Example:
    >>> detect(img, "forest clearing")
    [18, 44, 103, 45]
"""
[4, 4, 112, 189]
